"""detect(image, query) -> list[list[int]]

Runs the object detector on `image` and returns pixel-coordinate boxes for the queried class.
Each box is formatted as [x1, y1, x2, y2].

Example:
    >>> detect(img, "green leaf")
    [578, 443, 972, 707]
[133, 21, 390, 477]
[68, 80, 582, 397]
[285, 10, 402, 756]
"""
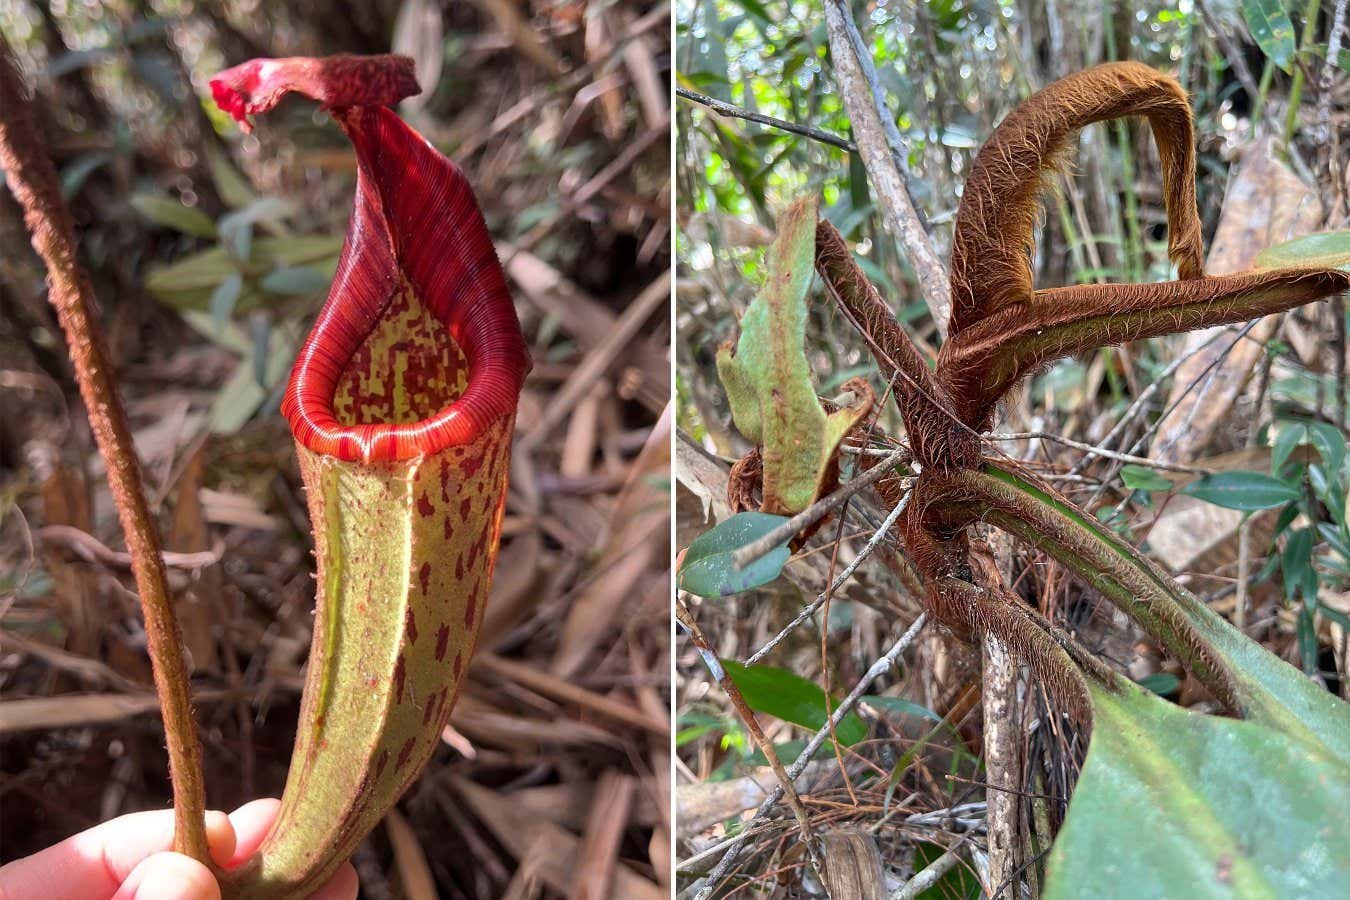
[1281, 527, 1316, 603]
[130, 193, 217, 238]
[1137, 672, 1180, 695]
[1255, 229, 1350, 272]
[1120, 465, 1173, 493]
[219, 197, 295, 260]
[1239, 0, 1296, 73]
[1182, 471, 1299, 510]
[1045, 683, 1350, 898]
[1306, 422, 1347, 473]
[209, 271, 244, 331]
[678, 511, 790, 598]
[861, 695, 941, 722]
[144, 237, 342, 311]
[1272, 421, 1308, 474]
[61, 151, 111, 198]
[715, 194, 872, 513]
[979, 465, 1350, 767]
[206, 146, 259, 208]
[260, 266, 330, 296]
[721, 660, 868, 745]
[1296, 605, 1319, 674]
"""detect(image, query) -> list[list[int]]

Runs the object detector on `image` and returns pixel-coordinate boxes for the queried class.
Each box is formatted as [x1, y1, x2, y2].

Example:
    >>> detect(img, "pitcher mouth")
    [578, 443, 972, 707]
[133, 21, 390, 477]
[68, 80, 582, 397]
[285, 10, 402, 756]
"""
[276, 110, 530, 463]
[280, 228, 530, 463]
[209, 57, 529, 463]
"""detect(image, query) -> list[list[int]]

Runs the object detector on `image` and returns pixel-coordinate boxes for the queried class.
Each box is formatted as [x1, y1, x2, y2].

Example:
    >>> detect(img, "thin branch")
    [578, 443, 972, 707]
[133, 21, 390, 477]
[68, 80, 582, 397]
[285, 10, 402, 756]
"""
[984, 433, 1215, 475]
[676, 602, 831, 893]
[822, 0, 953, 335]
[0, 34, 210, 864]
[746, 489, 912, 665]
[730, 447, 911, 570]
[1068, 321, 1246, 476]
[891, 842, 965, 900]
[1317, 0, 1350, 182]
[689, 614, 928, 899]
[833, 4, 931, 233]
[676, 86, 856, 152]
[39, 524, 224, 571]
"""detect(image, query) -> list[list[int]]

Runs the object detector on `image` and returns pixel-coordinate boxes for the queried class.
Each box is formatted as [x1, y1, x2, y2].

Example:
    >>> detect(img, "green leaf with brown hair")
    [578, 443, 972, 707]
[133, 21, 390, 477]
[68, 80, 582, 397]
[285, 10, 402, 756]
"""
[716, 194, 872, 513]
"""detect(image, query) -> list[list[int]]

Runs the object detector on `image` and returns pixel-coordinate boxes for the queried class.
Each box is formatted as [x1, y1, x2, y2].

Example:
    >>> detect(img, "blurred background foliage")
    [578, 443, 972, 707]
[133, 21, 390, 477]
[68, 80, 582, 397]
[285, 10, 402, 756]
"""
[2, 1, 671, 896]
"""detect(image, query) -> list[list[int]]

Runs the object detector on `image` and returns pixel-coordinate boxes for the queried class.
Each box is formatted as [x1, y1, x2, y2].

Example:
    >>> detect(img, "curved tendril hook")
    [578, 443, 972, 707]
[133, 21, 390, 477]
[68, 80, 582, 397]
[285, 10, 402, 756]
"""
[936, 61, 1350, 432]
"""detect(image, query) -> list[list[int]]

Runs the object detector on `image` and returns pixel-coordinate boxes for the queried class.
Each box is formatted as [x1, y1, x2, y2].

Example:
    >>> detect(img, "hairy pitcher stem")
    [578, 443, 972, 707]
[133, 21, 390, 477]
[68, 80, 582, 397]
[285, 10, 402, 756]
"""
[0, 35, 210, 863]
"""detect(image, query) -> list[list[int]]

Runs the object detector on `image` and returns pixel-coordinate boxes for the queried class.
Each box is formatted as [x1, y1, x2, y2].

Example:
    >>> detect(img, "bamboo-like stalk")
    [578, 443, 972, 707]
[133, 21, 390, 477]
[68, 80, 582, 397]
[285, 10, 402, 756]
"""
[0, 34, 210, 864]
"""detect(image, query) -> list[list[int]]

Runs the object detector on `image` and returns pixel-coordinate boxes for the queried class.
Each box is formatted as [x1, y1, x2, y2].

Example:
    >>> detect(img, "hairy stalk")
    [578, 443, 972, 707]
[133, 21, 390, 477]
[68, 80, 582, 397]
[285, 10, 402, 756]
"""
[943, 268, 1350, 427]
[814, 220, 977, 471]
[948, 62, 1205, 340]
[0, 35, 210, 862]
[947, 463, 1350, 766]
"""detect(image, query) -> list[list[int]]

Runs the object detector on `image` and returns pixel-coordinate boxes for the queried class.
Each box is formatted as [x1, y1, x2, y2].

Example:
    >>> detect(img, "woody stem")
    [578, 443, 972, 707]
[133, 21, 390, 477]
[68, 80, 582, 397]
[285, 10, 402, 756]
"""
[0, 35, 210, 864]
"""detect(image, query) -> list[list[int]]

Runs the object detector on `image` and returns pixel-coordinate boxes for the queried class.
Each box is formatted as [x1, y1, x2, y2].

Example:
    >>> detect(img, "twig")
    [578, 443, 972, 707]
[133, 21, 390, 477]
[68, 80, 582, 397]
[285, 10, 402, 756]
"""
[675, 86, 857, 152]
[1318, 0, 1350, 187]
[730, 447, 911, 571]
[475, 653, 670, 737]
[983, 433, 1215, 475]
[676, 602, 831, 894]
[890, 843, 965, 900]
[1085, 320, 1264, 510]
[1067, 321, 1244, 476]
[0, 34, 210, 865]
[822, 0, 952, 335]
[38, 524, 224, 571]
[689, 614, 928, 899]
[834, 5, 929, 230]
[746, 490, 912, 665]
[1195, 0, 1261, 106]
[519, 270, 671, 447]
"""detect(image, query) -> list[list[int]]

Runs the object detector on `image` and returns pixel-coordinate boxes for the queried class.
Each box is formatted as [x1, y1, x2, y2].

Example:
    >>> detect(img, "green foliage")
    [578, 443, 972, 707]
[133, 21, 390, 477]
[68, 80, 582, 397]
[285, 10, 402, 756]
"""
[131, 193, 218, 239]
[1119, 464, 1173, 493]
[715, 193, 871, 513]
[1239, 0, 1296, 73]
[136, 152, 341, 436]
[1181, 471, 1299, 510]
[678, 511, 790, 597]
[721, 659, 868, 745]
[1045, 681, 1350, 899]
[860, 695, 940, 723]
[1255, 229, 1350, 272]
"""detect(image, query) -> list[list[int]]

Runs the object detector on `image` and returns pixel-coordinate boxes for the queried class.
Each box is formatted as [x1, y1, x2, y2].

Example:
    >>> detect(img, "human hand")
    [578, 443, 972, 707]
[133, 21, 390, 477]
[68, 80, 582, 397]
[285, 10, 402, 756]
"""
[0, 798, 357, 900]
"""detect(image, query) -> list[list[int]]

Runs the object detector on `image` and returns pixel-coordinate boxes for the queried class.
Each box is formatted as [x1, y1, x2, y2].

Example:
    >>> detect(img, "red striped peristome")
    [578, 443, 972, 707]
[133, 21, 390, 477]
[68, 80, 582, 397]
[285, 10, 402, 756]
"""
[209, 55, 530, 463]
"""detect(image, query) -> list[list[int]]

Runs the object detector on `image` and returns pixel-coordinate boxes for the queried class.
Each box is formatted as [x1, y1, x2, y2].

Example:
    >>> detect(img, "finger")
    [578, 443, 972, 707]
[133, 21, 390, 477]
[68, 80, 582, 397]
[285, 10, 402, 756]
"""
[308, 861, 359, 900]
[224, 798, 282, 867]
[0, 809, 234, 900]
[111, 851, 219, 900]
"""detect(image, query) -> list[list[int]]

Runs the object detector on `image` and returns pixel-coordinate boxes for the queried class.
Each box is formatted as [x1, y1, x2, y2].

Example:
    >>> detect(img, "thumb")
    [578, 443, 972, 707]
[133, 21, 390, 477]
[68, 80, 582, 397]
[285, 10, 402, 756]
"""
[111, 851, 220, 900]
